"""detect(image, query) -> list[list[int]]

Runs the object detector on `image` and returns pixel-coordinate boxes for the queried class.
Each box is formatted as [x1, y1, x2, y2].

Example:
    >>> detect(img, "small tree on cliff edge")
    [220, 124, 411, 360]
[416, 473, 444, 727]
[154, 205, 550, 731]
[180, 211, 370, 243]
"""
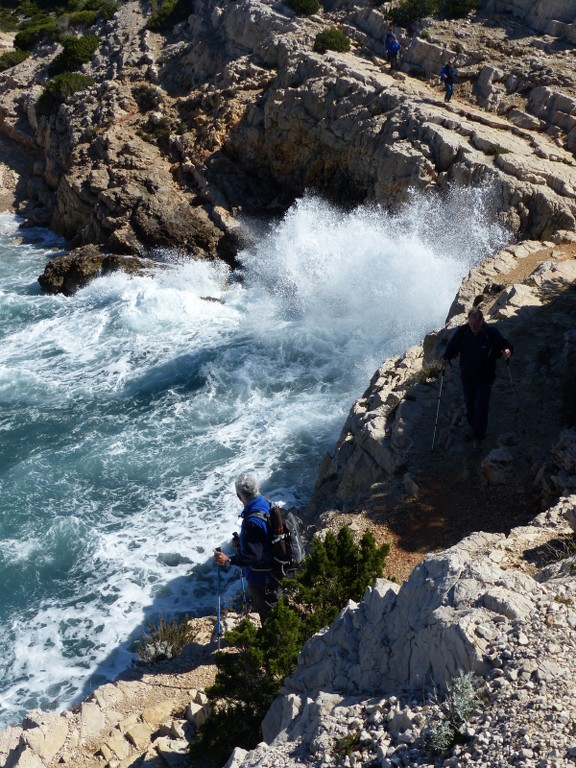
[190, 526, 389, 765]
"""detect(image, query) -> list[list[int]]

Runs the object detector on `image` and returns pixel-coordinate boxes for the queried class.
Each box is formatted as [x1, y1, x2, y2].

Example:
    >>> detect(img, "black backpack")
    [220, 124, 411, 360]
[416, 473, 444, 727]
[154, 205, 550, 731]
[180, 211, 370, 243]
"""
[248, 504, 306, 578]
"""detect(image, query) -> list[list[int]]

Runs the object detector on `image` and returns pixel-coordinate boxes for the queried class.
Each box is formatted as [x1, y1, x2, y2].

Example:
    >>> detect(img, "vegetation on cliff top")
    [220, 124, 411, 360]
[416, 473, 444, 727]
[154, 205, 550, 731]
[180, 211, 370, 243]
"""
[389, 0, 480, 27]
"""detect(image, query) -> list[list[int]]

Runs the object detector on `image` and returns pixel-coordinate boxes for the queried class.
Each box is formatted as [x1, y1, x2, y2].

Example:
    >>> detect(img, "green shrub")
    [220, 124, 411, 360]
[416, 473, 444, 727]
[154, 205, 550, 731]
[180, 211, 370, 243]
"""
[287, 0, 321, 15]
[36, 71, 95, 115]
[390, 0, 439, 27]
[0, 8, 19, 32]
[429, 672, 480, 751]
[66, 9, 100, 26]
[191, 527, 389, 763]
[147, 0, 192, 32]
[0, 48, 31, 71]
[48, 33, 100, 75]
[14, 17, 58, 50]
[313, 26, 351, 54]
[82, 0, 118, 20]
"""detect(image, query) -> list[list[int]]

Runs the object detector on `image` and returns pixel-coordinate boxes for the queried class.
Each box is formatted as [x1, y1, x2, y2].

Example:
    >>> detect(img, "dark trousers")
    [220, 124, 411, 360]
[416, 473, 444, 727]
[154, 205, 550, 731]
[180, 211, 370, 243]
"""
[445, 81, 454, 101]
[461, 372, 492, 440]
[247, 578, 277, 622]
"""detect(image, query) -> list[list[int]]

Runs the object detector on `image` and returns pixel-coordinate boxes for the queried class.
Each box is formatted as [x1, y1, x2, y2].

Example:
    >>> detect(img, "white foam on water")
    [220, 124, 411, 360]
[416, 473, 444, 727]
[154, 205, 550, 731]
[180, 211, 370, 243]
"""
[0, 189, 510, 729]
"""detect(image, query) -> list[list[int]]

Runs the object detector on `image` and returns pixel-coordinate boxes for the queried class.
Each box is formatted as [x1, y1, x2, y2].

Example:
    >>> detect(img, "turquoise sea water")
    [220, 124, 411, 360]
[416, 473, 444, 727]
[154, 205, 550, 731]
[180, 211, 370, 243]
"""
[0, 191, 509, 729]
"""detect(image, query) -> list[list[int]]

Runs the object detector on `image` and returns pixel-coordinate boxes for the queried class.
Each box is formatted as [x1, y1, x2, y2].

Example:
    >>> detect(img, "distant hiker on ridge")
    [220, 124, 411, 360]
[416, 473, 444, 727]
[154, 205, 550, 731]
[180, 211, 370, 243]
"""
[213, 472, 276, 621]
[440, 59, 457, 102]
[440, 308, 513, 449]
[385, 27, 401, 70]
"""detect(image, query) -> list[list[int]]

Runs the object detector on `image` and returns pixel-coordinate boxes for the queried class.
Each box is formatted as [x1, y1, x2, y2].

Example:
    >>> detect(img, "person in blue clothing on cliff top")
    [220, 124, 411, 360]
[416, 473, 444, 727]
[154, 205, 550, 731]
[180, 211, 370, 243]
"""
[213, 472, 275, 621]
[440, 308, 513, 448]
[440, 59, 457, 102]
[385, 26, 401, 70]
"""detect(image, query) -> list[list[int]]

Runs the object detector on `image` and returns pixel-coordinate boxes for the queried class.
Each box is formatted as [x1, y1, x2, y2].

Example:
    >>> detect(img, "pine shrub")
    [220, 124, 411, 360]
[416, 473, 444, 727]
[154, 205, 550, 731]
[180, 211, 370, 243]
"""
[36, 71, 95, 116]
[313, 26, 351, 54]
[147, 0, 192, 31]
[48, 34, 100, 75]
[14, 17, 58, 50]
[0, 48, 30, 71]
[287, 0, 321, 15]
[190, 527, 389, 763]
[66, 10, 100, 26]
[0, 8, 19, 32]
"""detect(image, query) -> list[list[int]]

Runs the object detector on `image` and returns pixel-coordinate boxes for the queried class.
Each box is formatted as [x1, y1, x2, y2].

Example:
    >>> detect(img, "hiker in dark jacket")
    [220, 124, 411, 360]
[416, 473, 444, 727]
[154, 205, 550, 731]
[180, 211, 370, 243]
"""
[214, 472, 275, 620]
[440, 308, 513, 446]
[440, 59, 457, 102]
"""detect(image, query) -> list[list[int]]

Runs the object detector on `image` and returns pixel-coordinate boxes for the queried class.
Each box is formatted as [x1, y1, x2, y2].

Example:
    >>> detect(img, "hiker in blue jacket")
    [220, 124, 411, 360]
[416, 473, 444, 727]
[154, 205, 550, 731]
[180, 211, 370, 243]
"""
[385, 27, 401, 70]
[440, 308, 512, 448]
[440, 59, 457, 102]
[214, 472, 275, 620]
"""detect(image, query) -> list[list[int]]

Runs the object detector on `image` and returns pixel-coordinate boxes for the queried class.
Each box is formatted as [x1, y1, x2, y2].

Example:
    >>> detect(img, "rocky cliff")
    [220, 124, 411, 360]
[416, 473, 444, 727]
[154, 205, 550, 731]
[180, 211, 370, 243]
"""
[1, 1, 576, 767]
[1, 0, 576, 269]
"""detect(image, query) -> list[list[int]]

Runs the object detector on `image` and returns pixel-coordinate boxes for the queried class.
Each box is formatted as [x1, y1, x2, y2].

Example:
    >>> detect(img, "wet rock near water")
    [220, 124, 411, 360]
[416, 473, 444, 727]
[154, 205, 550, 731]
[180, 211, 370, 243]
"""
[37, 244, 161, 295]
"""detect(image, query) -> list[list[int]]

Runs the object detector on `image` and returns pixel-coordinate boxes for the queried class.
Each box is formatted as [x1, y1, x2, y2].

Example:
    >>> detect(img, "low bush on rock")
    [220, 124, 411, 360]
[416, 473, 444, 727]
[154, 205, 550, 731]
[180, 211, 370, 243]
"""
[48, 33, 100, 75]
[390, 0, 478, 27]
[36, 71, 95, 116]
[0, 7, 19, 32]
[14, 17, 58, 50]
[428, 672, 480, 751]
[147, 0, 191, 32]
[0, 48, 30, 71]
[287, 0, 321, 16]
[190, 527, 389, 765]
[135, 614, 195, 663]
[313, 27, 351, 54]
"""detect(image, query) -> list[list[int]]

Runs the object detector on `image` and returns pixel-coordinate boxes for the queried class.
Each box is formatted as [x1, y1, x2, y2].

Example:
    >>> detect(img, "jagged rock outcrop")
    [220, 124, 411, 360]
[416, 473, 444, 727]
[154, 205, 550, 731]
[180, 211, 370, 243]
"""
[2, 0, 576, 263]
[37, 244, 160, 295]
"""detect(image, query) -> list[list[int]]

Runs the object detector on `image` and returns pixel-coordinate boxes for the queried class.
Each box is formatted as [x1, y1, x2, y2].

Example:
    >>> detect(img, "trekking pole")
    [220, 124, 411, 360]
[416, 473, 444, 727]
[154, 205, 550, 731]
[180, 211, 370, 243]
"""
[431, 366, 445, 452]
[215, 549, 223, 651]
[506, 359, 521, 412]
[240, 571, 247, 613]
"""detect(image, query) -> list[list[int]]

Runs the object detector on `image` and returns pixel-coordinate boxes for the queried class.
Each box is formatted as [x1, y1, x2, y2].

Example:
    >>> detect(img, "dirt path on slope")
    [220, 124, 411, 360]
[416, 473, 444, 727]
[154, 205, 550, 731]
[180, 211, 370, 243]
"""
[324, 243, 576, 584]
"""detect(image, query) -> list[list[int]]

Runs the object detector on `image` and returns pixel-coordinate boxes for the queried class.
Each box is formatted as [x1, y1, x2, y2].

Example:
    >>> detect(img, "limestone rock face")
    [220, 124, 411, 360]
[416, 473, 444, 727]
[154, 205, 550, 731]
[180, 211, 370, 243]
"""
[239, 497, 576, 768]
[2, 0, 576, 259]
[313, 239, 576, 511]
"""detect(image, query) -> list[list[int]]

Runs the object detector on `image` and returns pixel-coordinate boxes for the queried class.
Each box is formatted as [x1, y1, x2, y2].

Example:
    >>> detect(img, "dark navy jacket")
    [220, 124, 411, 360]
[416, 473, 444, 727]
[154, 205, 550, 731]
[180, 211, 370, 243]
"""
[229, 495, 273, 584]
[444, 322, 512, 384]
[441, 64, 456, 83]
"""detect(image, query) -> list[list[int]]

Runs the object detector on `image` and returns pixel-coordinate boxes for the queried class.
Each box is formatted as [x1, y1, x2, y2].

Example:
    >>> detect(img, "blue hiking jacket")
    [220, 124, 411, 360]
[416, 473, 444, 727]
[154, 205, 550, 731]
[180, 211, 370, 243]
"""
[229, 495, 273, 583]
